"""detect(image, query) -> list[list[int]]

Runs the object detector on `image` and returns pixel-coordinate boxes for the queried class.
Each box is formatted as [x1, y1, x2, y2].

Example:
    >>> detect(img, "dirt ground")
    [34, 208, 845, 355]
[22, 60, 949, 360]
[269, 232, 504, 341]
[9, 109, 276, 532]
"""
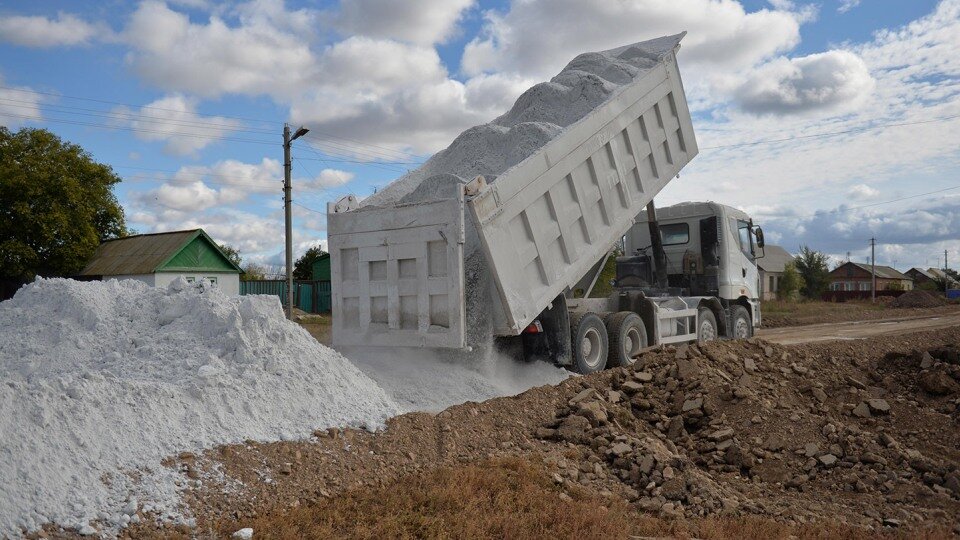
[106, 324, 960, 540]
[760, 300, 960, 329]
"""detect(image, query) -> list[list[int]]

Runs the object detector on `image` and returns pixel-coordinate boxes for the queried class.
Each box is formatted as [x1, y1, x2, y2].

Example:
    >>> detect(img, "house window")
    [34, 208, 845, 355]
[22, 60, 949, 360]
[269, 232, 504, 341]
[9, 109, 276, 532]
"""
[206, 277, 218, 286]
[185, 277, 196, 283]
[859, 282, 870, 291]
[769, 275, 775, 291]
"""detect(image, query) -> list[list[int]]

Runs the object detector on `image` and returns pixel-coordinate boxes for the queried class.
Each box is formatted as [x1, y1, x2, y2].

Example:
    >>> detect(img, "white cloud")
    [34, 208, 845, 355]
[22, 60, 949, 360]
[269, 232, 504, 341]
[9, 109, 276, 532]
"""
[734, 50, 875, 115]
[847, 184, 881, 201]
[0, 12, 102, 47]
[135, 158, 280, 211]
[122, 0, 317, 98]
[0, 77, 42, 128]
[306, 168, 355, 189]
[838, 0, 861, 14]
[335, 0, 474, 45]
[112, 95, 242, 156]
[461, 0, 806, 83]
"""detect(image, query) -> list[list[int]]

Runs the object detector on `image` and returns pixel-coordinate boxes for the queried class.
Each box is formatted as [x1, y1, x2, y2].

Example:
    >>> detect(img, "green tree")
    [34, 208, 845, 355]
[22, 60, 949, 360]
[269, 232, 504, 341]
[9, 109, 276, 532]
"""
[793, 246, 830, 299]
[294, 245, 327, 280]
[0, 127, 127, 280]
[777, 261, 804, 300]
[217, 243, 243, 268]
[241, 262, 267, 281]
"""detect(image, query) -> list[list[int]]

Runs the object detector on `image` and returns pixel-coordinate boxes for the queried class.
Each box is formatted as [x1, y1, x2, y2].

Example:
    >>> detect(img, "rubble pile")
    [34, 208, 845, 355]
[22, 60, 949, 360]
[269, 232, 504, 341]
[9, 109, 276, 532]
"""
[535, 337, 960, 529]
[891, 290, 948, 308]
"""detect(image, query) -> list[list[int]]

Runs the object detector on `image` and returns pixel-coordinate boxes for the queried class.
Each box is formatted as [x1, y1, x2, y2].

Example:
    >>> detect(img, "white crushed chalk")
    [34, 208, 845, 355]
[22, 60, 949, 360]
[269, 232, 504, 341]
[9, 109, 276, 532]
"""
[0, 277, 399, 536]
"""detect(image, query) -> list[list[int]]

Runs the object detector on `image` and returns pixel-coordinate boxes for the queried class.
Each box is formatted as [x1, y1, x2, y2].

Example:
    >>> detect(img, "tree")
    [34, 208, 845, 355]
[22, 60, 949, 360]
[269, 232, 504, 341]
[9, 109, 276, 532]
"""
[241, 262, 267, 281]
[793, 245, 830, 299]
[217, 243, 243, 268]
[777, 262, 804, 300]
[294, 245, 327, 280]
[0, 127, 127, 280]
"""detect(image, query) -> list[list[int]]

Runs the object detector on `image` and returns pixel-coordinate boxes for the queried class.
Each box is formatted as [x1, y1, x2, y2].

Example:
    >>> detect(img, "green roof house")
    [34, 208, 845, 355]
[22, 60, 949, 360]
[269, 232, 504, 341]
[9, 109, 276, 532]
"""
[80, 229, 243, 295]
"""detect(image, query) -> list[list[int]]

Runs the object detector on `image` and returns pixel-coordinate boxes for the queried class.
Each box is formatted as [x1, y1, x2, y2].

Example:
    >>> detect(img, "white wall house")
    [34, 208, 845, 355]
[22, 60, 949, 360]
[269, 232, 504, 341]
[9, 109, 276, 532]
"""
[80, 229, 243, 295]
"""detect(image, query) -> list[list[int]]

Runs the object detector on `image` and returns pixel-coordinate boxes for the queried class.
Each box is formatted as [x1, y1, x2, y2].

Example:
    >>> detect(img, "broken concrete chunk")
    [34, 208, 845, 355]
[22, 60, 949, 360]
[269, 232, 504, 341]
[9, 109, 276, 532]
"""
[852, 402, 872, 418]
[681, 397, 703, 412]
[866, 399, 890, 415]
[818, 454, 838, 467]
[569, 388, 596, 405]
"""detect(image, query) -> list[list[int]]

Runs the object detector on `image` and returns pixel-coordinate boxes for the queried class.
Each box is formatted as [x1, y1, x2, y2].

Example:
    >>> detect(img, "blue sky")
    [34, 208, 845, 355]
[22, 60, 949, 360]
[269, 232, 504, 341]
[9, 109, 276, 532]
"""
[1, 0, 958, 272]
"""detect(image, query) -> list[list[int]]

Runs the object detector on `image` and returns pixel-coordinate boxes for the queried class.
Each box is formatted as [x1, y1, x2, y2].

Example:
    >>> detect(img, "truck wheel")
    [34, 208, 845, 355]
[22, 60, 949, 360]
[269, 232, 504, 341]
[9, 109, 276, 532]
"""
[607, 312, 647, 368]
[569, 312, 608, 374]
[697, 308, 718, 344]
[731, 305, 752, 339]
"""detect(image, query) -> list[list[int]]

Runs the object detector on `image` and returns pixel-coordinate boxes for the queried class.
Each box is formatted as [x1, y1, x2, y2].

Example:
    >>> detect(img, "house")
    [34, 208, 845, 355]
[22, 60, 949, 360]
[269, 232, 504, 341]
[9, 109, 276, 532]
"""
[905, 267, 938, 288]
[756, 245, 795, 300]
[79, 229, 243, 295]
[827, 261, 913, 292]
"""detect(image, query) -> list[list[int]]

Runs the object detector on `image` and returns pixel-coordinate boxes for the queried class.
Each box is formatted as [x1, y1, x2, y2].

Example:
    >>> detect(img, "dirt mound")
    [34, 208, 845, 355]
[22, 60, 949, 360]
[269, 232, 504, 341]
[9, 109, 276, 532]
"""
[116, 328, 960, 538]
[891, 290, 947, 308]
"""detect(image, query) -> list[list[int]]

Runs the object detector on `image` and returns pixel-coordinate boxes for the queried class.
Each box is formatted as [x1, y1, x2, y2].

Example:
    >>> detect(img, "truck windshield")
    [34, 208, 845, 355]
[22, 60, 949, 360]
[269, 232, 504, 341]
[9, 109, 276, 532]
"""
[736, 220, 754, 258]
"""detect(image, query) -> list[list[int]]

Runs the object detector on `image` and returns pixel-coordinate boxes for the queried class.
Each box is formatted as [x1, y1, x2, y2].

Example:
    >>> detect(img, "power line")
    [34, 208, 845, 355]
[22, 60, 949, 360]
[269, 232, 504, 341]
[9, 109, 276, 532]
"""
[0, 84, 280, 127]
[1, 85, 427, 162]
[700, 113, 960, 151]
[0, 111, 279, 146]
[753, 183, 960, 220]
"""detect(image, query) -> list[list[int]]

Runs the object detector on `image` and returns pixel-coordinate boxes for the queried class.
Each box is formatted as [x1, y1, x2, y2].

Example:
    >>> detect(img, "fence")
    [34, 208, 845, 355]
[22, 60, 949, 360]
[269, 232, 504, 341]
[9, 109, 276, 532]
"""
[239, 280, 331, 313]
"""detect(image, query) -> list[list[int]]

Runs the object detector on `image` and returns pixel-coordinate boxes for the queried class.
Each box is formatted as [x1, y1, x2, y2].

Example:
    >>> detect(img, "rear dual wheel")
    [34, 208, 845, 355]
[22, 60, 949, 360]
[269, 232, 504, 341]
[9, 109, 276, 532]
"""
[606, 312, 647, 368]
[570, 312, 608, 374]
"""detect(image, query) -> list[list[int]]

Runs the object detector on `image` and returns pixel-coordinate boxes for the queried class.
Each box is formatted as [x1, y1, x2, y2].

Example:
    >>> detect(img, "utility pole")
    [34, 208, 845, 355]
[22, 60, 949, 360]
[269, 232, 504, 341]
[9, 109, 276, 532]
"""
[945, 249, 949, 271]
[870, 237, 876, 303]
[283, 124, 310, 320]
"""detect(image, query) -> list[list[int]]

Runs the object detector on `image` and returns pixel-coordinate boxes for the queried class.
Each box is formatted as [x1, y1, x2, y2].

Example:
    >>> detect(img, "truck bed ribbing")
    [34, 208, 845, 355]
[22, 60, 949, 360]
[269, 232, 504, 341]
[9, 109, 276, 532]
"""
[329, 33, 698, 348]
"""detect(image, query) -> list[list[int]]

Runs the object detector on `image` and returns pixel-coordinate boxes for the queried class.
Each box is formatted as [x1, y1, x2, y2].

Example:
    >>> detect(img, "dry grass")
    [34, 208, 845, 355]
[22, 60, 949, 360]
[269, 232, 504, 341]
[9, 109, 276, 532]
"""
[235, 458, 633, 539]
[224, 458, 948, 540]
[297, 314, 332, 345]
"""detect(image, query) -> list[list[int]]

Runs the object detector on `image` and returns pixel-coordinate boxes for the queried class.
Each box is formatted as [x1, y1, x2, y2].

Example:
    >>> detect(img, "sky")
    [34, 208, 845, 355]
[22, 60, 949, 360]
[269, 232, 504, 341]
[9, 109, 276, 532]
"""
[0, 0, 958, 273]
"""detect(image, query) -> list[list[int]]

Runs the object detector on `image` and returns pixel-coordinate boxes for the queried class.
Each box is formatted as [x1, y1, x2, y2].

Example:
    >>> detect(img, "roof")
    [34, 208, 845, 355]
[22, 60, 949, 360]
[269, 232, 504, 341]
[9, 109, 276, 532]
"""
[757, 245, 794, 273]
[907, 267, 936, 280]
[833, 261, 910, 280]
[80, 229, 243, 276]
[635, 201, 751, 222]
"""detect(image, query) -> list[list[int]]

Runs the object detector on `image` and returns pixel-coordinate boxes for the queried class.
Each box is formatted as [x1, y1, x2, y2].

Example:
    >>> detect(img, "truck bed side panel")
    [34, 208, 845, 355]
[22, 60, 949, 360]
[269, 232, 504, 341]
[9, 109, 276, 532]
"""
[468, 52, 698, 335]
[328, 194, 466, 348]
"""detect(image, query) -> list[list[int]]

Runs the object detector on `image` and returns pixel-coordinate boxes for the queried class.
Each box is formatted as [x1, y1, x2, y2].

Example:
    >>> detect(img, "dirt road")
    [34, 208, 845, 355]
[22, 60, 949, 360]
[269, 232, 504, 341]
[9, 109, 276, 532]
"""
[758, 311, 960, 345]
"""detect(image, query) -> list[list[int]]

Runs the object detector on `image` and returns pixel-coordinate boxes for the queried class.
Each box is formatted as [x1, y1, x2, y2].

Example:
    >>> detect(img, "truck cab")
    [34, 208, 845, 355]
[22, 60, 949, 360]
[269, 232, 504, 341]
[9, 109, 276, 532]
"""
[624, 201, 763, 330]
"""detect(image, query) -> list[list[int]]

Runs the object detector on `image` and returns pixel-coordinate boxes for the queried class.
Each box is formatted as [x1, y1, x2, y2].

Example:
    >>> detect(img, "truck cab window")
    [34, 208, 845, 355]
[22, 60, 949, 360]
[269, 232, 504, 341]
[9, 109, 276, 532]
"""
[735, 219, 754, 258]
[659, 223, 689, 245]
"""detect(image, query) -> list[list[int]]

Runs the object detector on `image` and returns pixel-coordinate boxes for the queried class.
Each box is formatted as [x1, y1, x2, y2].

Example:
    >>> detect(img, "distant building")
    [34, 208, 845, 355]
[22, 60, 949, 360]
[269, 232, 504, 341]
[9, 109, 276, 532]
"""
[908, 267, 960, 289]
[827, 261, 913, 292]
[756, 245, 795, 300]
[79, 229, 243, 295]
[311, 252, 331, 281]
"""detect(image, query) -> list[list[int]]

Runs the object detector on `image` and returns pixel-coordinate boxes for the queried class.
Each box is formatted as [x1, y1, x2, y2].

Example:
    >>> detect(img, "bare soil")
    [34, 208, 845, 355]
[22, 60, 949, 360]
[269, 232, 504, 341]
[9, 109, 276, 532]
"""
[104, 326, 960, 539]
[760, 300, 960, 328]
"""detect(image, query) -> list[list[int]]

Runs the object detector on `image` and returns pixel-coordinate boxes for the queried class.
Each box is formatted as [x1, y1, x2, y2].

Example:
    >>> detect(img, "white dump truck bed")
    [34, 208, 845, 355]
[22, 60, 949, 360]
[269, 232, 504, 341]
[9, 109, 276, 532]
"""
[328, 34, 698, 348]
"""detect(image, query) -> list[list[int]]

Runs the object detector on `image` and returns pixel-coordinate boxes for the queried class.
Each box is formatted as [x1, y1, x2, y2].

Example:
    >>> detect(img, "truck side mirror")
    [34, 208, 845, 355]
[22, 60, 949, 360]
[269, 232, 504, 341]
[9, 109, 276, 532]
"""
[755, 227, 765, 248]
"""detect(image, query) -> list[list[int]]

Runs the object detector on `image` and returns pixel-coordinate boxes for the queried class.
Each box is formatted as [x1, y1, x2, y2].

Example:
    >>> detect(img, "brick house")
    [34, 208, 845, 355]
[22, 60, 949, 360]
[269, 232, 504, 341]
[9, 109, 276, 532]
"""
[757, 245, 795, 300]
[827, 262, 913, 292]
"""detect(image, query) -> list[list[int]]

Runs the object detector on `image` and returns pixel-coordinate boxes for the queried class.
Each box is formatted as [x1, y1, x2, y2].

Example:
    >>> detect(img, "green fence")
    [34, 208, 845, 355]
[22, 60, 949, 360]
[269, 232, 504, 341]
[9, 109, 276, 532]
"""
[240, 280, 331, 313]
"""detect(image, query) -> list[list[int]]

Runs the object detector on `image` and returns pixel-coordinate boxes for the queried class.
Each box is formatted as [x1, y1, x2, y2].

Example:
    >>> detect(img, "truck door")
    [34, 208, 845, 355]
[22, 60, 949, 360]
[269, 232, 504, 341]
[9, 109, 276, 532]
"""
[731, 218, 760, 299]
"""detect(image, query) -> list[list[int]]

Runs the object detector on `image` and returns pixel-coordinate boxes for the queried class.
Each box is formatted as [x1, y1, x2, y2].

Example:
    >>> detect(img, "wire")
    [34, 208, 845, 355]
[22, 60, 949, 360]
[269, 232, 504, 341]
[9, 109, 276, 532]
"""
[0, 111, 279, 145]
[753, 184, 960, 220]
[0, 84, 279, 127]
[292, 201, 326, 215]
[700, 113, 960, 151]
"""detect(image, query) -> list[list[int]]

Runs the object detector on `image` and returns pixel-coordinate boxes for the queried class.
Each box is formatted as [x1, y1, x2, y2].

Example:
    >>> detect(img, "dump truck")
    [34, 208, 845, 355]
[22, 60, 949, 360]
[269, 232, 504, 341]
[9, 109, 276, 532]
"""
[327, 34, 765, 373]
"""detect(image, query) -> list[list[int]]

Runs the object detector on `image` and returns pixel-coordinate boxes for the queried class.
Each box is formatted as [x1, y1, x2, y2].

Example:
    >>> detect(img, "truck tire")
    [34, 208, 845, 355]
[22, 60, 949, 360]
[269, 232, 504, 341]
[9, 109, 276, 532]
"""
[606, 312, 647, 368]
[697, 308, 718, 344]
[731, 305, 752, 339]
[569, 312, 608, 374]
